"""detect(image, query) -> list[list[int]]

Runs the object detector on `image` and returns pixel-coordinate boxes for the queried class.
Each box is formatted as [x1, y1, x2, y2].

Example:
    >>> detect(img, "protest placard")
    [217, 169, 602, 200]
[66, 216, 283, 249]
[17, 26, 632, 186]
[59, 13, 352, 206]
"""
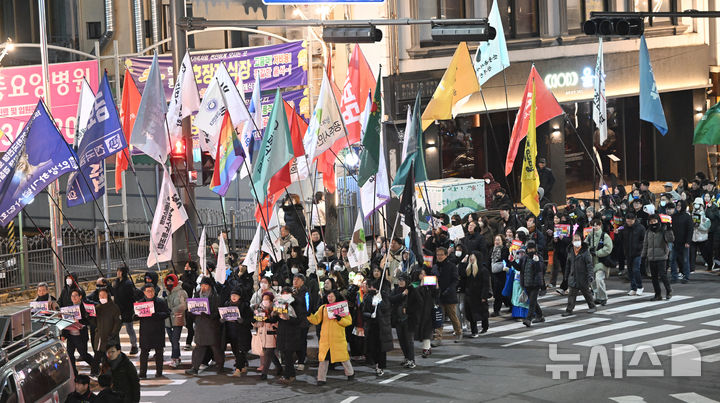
[326, 301, 349, 319]
[60, 305, 81, 321]
[660, 214, 672, 224]
[422, 275, 438, 286]
[218, 306, 240, 321]
[448, 225, 465, 241]
[187, 298, 210, 315]
[254, 310, 267, 322]
[83, 303, 96, 317]
[30, 301, 49, 313]
[554, 224, 570, 239]
[133, 301, 155, 318]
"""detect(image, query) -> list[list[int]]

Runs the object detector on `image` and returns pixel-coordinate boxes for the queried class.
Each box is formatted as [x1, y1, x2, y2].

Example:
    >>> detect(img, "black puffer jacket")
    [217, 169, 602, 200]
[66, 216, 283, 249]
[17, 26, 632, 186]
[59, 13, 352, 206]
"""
[389, 285, 422, 331]
[516, 255, 544, 288]
[109, 352, 140, 403]
[222, 299, 253, 352]
[113, 275, 138, 323]
[434, 258, 459, 304]
[136, 297, 170, 350]
[59, 272, 85, 307]
[621, 222, 645, 259]
[362, 288, 393, 353]
[671, 211, 694, 246]
[566, 244, 594, 289]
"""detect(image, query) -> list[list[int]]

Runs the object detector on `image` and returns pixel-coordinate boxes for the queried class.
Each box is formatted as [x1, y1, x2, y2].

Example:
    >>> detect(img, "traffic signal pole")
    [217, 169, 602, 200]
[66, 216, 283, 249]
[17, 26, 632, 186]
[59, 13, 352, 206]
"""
[170, 0, 198, 268]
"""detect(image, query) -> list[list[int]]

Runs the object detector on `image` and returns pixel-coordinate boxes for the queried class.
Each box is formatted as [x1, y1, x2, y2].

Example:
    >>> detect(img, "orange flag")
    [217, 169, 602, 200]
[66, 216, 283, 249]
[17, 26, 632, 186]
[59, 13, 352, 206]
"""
[255, 102, 308, 227]
[504, 65, 563, 176]
[116, 72, 141, 192]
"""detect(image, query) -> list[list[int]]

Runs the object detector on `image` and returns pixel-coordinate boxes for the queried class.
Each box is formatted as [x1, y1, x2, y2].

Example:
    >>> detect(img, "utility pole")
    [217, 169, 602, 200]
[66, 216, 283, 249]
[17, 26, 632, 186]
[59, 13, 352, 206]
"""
[170, 0, 198, 266]
[38, 0, 64, 296]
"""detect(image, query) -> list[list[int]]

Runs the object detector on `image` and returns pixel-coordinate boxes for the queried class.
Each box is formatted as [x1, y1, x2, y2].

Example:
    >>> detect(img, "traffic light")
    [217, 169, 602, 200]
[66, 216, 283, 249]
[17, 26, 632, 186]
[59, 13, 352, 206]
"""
[322, 26, 383, 43]
[582, 17, 644, 37]
[431, 20, 496, 42]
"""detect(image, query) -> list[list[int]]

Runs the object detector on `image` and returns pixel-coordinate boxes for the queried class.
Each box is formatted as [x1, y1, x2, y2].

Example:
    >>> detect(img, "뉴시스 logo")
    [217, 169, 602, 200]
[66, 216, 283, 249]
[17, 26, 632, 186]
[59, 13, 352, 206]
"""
[546, 344, 702, 379]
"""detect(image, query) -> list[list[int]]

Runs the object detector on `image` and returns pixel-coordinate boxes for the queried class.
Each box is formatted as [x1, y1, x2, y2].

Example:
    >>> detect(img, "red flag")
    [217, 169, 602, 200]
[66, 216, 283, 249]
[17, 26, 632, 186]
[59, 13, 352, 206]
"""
[254, 102, 307, 227]
[505, 66, 563, 176]
[314, 45, 376, 194]
[116, 72, 141, 192]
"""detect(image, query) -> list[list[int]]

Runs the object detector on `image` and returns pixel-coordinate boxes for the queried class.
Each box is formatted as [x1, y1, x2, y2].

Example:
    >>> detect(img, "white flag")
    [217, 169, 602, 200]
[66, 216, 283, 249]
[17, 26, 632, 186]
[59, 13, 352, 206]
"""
[198, 226, 207, 275]
[195, 62, 251, 153]
[360, 91, 390, 219]
[261, 207, 280, 257]
[400, 106, 413, 161]
[166, 52, 200, 142]
[297, 73, 346, 179]
[593, 38, 608, 146]
[214, 234, 228, 284]
[243, 225, 262, 273]
[130, 53, 170, 164]
[147, 168, 189, 267]
[239, 75, 262, 179]
[473, 0, 510, 87]
[347, 212, 369, 269]
[73, 79, 95, 149]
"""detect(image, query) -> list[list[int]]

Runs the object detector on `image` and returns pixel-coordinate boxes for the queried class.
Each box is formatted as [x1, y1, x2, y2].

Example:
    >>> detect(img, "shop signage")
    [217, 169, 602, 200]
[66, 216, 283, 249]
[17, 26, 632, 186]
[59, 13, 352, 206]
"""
[544, 67, 595, 90]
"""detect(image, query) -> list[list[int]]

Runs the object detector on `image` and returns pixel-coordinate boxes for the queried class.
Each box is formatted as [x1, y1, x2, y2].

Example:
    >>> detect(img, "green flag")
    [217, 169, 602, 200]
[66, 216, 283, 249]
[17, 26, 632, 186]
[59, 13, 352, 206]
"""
[694, 102, 720, 145]
[392, 91, 428, 195]
[251, 88, 293, 204]
[357, 68, 382, 187]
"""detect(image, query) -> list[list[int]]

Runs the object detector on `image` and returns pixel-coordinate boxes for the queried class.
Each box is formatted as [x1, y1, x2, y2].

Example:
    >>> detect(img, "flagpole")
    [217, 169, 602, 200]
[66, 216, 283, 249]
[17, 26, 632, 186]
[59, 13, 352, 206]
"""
[240, 158, 280, 262]
[43, 98, 132, 271]
[501, 69, 519, 200]
[22, 208, 74, 282]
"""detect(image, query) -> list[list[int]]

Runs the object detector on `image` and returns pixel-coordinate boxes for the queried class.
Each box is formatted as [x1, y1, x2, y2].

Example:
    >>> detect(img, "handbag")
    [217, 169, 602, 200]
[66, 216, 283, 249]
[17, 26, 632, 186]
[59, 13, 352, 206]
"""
[518, 289, 528, 304]
[432, 305, 443, 329]
[599, 255, 617, 268]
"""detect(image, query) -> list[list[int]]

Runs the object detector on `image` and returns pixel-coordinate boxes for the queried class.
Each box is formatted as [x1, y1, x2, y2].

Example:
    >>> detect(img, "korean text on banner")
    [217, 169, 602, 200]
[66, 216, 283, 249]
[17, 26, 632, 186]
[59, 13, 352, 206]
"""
[124, 41, 308, 100]
[0, 60, 99, 151]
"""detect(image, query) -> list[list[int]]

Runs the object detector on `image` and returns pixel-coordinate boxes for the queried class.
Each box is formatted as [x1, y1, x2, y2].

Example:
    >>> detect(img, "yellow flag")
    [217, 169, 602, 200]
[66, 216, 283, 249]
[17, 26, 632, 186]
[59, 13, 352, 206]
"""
[421, 42, 479, 131]
[521, 78, 540, 217]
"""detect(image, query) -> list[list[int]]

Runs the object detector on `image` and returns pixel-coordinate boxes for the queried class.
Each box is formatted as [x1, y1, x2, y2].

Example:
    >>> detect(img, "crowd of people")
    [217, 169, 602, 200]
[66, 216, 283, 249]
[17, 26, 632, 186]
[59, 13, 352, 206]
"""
[34, 174, 720, 402]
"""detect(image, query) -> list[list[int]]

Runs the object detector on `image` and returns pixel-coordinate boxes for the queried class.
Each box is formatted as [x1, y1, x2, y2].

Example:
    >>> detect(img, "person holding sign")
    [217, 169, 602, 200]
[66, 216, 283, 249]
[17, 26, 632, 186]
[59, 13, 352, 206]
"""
[275, 287, 302, 384]
[33, 282, 59, 311]
[164, 274, 187, 369]
[222, 288, 253, 377]
[135, 284, 170, 378]
[63, 289, 99, 377]
[253, 292, 282, 381]
[307, 290, 354, 385]
[551, 214, 572, 294]
[186, 277, 225, 376]
[414, 267, 439, 358]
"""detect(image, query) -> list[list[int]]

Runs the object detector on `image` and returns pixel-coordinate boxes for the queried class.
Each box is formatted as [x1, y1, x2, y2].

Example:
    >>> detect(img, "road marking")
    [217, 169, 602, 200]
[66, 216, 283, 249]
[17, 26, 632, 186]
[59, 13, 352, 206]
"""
[435, 354, 469, 364]
[598, 296, 691, 314]
[539, 321, 645, 343]
[340, 397, 359, 403]
[575, 324, 683, 347]
[697, 352, 720, 363]
[657, 338, 720, 355]
[540, 289, 624, 305]
[670, 392, 720, 403]
[618, 329, 720, 351]
[485, 314, 565, 334]
[503, 317, 610, 339]
[501, 339, 532, 347]
[140, 391, 171, 397]
[668, 308, 720, 322]
[140, 378, 187, 386]
[379, 373, 408, 384]
[702, 320, 720, 327]
[629, 299, 720, 318]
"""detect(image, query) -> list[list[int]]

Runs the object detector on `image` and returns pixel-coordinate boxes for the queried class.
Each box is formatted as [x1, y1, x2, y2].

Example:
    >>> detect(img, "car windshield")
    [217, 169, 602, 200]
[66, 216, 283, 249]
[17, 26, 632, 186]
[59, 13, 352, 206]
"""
[14, 343, 71, 402]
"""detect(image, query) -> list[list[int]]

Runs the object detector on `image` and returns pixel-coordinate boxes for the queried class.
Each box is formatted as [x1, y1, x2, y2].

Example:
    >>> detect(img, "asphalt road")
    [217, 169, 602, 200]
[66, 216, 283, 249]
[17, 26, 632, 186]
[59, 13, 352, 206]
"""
[79, 272, 720, 403]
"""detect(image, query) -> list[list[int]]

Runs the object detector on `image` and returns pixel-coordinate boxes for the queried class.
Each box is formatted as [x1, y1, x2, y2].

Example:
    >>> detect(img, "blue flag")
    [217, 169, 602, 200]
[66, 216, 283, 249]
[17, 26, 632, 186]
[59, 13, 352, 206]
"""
[0, 101, 79, 226]
[66, 72, 127, 207]
[639, 35, 668, 135]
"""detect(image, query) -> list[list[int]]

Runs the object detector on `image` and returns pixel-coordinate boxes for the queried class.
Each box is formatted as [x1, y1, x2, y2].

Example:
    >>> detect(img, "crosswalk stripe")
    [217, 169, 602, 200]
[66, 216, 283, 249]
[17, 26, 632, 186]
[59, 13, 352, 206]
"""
[697, 352, 720, 363]
[667, 308, 720, 322]
[538, 289, 624, 301]
[628, 298, 720, 318]
[670, 392, 720, 403]
[575, 324, 683, 347]
[702, 320, 720, 327]
[539, 321, 645, 343]
[140, 379, 187, 386]
[618, 329, 720, 351]
[656, 339, 720, 356]
[598, 296, 691, 314]
[140, 391, 171, 397]
[485, 314, 566, 334]
[503, 317, 610, 340]
[540, 290, 625, 307]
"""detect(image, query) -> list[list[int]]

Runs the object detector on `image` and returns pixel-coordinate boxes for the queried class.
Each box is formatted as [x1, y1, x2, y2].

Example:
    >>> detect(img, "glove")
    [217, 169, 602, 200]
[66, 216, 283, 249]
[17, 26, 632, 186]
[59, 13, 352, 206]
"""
[532, 255, 539, 262]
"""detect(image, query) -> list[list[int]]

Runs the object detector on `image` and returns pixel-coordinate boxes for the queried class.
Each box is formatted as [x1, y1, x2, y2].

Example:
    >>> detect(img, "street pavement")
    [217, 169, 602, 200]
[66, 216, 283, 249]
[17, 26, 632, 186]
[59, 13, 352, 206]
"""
[77, 272, 720, 402]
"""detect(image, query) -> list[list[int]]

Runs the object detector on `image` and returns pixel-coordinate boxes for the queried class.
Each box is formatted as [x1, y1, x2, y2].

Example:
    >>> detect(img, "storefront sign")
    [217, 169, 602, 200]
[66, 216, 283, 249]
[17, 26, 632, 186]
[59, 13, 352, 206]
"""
[125, 41, 308, 100]
[544, 67, 595, 90]
[0, 60, 99, 151]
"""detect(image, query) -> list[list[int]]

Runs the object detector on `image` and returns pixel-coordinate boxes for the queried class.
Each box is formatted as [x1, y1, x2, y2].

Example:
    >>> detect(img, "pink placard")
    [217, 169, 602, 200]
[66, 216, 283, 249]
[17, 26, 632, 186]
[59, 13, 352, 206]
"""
[0, 60, 100, 151]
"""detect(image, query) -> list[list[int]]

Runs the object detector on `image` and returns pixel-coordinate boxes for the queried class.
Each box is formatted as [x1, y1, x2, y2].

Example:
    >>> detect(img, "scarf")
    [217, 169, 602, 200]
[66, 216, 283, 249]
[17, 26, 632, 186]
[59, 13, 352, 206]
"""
[491, 245, 502, 263]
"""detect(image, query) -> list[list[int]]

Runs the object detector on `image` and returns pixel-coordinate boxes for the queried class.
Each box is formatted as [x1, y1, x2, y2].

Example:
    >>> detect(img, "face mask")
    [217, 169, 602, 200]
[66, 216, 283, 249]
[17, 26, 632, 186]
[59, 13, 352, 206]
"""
[660, 200, 667, 207]
[335, 265, 345, 272]
[455, 251, 462, 257]
[66, 279, 73, 286]
[527, 251, 535, 257]
[572, 241, 582, 248]
[651, 223, 660, 230]
[376, 242, 382, 249]
[99, 298, 108, 304]
[291, 267, 299, 275]
[165, 284, 174, 291]
[260, 283, 269, 290]
[580, 206, 586, 211]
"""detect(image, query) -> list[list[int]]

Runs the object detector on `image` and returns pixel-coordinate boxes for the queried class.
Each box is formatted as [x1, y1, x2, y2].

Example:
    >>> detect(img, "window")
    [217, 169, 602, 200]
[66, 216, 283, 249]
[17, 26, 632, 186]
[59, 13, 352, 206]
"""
[0, 373, 18, 403]
[418, 0, 467, 46]
[633, 0, 673, 24]
[16, 343, 72, 403]
[86, 22, 101, 40]
[495, 0, 540, 38]
[567, 0, 606, 33]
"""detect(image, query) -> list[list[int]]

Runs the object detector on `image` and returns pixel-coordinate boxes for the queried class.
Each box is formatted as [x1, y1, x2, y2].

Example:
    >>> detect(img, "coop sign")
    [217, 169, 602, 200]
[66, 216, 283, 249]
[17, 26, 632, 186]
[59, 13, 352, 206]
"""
[544, 67, 595, 90]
